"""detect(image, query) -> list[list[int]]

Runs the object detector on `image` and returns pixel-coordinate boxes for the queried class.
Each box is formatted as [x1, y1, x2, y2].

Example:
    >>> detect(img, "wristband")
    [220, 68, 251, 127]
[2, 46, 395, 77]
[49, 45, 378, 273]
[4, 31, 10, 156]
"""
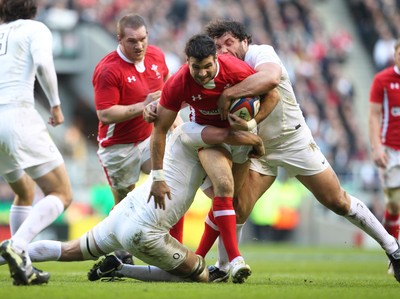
[247, 118, 257, 131]
[152, 169, 165, 181]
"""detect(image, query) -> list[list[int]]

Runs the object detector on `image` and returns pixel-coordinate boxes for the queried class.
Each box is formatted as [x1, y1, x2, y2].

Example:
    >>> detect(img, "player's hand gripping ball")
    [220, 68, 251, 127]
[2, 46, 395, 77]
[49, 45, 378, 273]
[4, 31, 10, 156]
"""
[229, 96, 261, 121]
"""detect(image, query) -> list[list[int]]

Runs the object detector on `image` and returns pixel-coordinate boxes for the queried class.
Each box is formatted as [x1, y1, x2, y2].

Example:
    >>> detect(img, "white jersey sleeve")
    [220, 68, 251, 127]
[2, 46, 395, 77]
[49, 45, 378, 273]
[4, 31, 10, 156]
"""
[0, 19, 60, 107]
[245, 44, 307, 141]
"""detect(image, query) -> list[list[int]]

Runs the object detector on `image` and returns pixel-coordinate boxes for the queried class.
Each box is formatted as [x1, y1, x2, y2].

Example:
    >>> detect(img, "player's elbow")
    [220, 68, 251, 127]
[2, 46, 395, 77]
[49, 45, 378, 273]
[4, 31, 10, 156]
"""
[97, 110, 113, 125]
[35, 63, 46, 77]
[269, 77, 280, 89]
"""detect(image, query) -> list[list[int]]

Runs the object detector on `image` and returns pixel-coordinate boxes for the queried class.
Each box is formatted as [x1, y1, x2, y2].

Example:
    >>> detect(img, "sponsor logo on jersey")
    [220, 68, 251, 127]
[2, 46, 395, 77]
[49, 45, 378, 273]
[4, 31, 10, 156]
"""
[198, 109, 220, 115]
[127, 76, 136, 83]
[191, 94, 202, 102]
[151, 64, 161, 79]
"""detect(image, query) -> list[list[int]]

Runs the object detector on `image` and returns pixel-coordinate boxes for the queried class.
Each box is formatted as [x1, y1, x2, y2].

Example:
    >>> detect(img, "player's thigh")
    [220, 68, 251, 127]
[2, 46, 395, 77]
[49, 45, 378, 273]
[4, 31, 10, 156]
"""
[232, 160, 250, 196]
[235, 170, 275, 222]
[97, 144, 142, 189]
[379, 147, 400, 189]
[7, 173, 36, 205]
[198, 146, 233, 195]
[32, 163, 72, 203]
[89, 200, 129, 255]
[129, 230, 190, 272]
[297, 167, 349, 214]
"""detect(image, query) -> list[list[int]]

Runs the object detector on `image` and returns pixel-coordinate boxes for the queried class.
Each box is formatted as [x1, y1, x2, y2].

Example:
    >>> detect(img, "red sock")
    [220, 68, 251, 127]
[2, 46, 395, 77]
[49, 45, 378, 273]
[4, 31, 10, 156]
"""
[383, 210, 400, 239]
[195, 209, 220, 257]
[212, 196, 240, 261]
[170, 216, 185, 243]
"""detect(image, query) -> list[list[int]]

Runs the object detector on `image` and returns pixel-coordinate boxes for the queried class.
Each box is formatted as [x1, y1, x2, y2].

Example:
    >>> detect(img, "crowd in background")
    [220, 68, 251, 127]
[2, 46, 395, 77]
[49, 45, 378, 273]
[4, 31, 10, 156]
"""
[34, 0, 365, 183]
[348, 0, 400, 71]
[1, 0, 394, 203]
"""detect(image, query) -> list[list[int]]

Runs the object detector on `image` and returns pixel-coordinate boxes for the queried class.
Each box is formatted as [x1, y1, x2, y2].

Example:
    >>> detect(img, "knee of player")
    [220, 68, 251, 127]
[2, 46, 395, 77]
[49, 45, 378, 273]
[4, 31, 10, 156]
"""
[329, 189, 350, 215]
[213, 177, 234, 196]
[58, 188, 73, 209]
[386, 189, 400, 214]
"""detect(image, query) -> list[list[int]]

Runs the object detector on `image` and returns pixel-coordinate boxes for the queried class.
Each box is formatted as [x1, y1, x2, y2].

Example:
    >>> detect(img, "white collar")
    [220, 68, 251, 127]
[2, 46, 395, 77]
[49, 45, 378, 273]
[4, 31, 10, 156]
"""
[117, 45, 145, 72]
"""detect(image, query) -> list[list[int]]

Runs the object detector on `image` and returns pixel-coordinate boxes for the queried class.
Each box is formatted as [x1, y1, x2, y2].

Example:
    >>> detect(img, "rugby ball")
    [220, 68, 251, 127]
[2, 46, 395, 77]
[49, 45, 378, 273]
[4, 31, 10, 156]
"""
[229, 96, 261, 121]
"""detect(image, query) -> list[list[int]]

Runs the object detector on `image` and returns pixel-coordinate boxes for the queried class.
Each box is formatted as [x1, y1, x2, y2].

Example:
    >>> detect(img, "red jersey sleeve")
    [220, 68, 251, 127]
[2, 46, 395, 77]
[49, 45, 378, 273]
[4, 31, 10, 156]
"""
[159, 65, 187, 112]
[93, 69, 121, 110]
[369, 73, 384, 104]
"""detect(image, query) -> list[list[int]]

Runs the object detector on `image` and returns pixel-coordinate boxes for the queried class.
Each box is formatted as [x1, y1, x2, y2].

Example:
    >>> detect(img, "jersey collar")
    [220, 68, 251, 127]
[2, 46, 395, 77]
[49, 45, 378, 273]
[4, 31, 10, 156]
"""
[117, 45, 145, 72]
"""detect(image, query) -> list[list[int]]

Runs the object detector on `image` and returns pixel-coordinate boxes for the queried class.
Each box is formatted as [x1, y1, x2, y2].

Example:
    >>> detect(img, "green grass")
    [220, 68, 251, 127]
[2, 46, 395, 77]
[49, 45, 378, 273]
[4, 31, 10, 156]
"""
[0, 243, 398, 299]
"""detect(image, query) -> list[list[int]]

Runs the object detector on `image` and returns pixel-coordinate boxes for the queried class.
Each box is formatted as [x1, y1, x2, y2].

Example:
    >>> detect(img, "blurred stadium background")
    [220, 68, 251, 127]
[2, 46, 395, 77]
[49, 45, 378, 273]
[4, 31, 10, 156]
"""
[0, 0, 396, 250]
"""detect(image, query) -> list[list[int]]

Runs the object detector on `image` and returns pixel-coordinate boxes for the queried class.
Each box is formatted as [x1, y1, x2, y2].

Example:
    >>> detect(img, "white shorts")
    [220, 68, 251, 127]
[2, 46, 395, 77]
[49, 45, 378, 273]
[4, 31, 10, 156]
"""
[251, 125, 329, 177]
[378, 146, 400, 189]
[97, 137, 150, 189]
[88, 124, 208, 271]
[0, 104, 63, 179]
[90, 197, 189, 271]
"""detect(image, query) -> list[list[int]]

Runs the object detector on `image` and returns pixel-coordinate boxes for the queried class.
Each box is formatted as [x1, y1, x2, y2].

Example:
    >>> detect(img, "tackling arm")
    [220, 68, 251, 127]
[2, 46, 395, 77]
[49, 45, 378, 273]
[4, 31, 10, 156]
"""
[148, 104, 178, 209]
[218, 62, 281, 119]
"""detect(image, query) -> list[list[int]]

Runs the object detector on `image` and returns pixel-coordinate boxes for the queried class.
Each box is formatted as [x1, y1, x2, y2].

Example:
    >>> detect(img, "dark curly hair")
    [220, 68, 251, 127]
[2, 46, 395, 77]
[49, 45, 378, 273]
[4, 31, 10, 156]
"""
[0, 0, 37, 23]
[184, 34, 216, 61]
[204, 19, 253, 44]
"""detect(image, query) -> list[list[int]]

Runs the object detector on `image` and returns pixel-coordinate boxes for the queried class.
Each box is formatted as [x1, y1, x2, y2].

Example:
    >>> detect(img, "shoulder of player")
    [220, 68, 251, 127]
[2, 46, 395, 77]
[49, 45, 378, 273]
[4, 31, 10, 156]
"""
[217, 54, 249, 67]
[374, 66, 397, 80]
[12, 19, 51, 34]
[162, 65, 188, 92]
[246, 44, 276, 57]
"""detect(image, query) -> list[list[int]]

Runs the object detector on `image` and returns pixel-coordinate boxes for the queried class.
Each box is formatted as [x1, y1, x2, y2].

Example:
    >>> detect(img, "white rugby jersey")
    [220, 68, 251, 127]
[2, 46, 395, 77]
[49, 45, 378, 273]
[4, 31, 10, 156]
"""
[0, 19, 60, 106]
[245, 44, 306, 141]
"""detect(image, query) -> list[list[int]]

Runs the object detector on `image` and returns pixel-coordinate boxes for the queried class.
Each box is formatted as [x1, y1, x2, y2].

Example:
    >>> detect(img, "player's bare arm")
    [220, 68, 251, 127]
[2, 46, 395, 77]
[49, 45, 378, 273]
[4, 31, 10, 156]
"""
[368, 101, 388, 168]
[97, 90, 161, 125]
[147, 105, 177, 209]
[218, 62, 281, 120]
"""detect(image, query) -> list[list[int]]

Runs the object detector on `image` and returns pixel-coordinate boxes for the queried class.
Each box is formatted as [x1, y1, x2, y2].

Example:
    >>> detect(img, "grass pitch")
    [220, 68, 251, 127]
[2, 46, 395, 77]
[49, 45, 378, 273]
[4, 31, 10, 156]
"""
[0, 243, 398, 299]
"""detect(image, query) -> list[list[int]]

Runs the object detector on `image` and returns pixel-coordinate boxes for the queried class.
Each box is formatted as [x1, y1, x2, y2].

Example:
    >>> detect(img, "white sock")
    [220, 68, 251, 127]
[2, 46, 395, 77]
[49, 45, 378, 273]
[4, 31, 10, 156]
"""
[27, 240, 62, 262]
[11, 195, 64, 253]
[118, 265, 188, 282]
[9, 205, 32, 235]
[344, 195, 398, 254]
[216, 223, 244, 271]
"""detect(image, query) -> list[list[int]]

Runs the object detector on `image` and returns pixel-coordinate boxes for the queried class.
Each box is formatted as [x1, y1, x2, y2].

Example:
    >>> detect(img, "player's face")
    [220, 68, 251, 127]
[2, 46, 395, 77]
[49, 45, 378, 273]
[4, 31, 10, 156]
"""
[214, 33, 248, 61]
[187, 55, 218, 86]
[118, 26, 148, 63]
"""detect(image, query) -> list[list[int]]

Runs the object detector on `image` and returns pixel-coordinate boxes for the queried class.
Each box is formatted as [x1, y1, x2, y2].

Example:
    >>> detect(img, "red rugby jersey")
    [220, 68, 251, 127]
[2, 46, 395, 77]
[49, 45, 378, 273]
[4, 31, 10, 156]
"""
[370, 66, 400, 150]
[160, 54, 255, 128]
[93, 45, 169, 147]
